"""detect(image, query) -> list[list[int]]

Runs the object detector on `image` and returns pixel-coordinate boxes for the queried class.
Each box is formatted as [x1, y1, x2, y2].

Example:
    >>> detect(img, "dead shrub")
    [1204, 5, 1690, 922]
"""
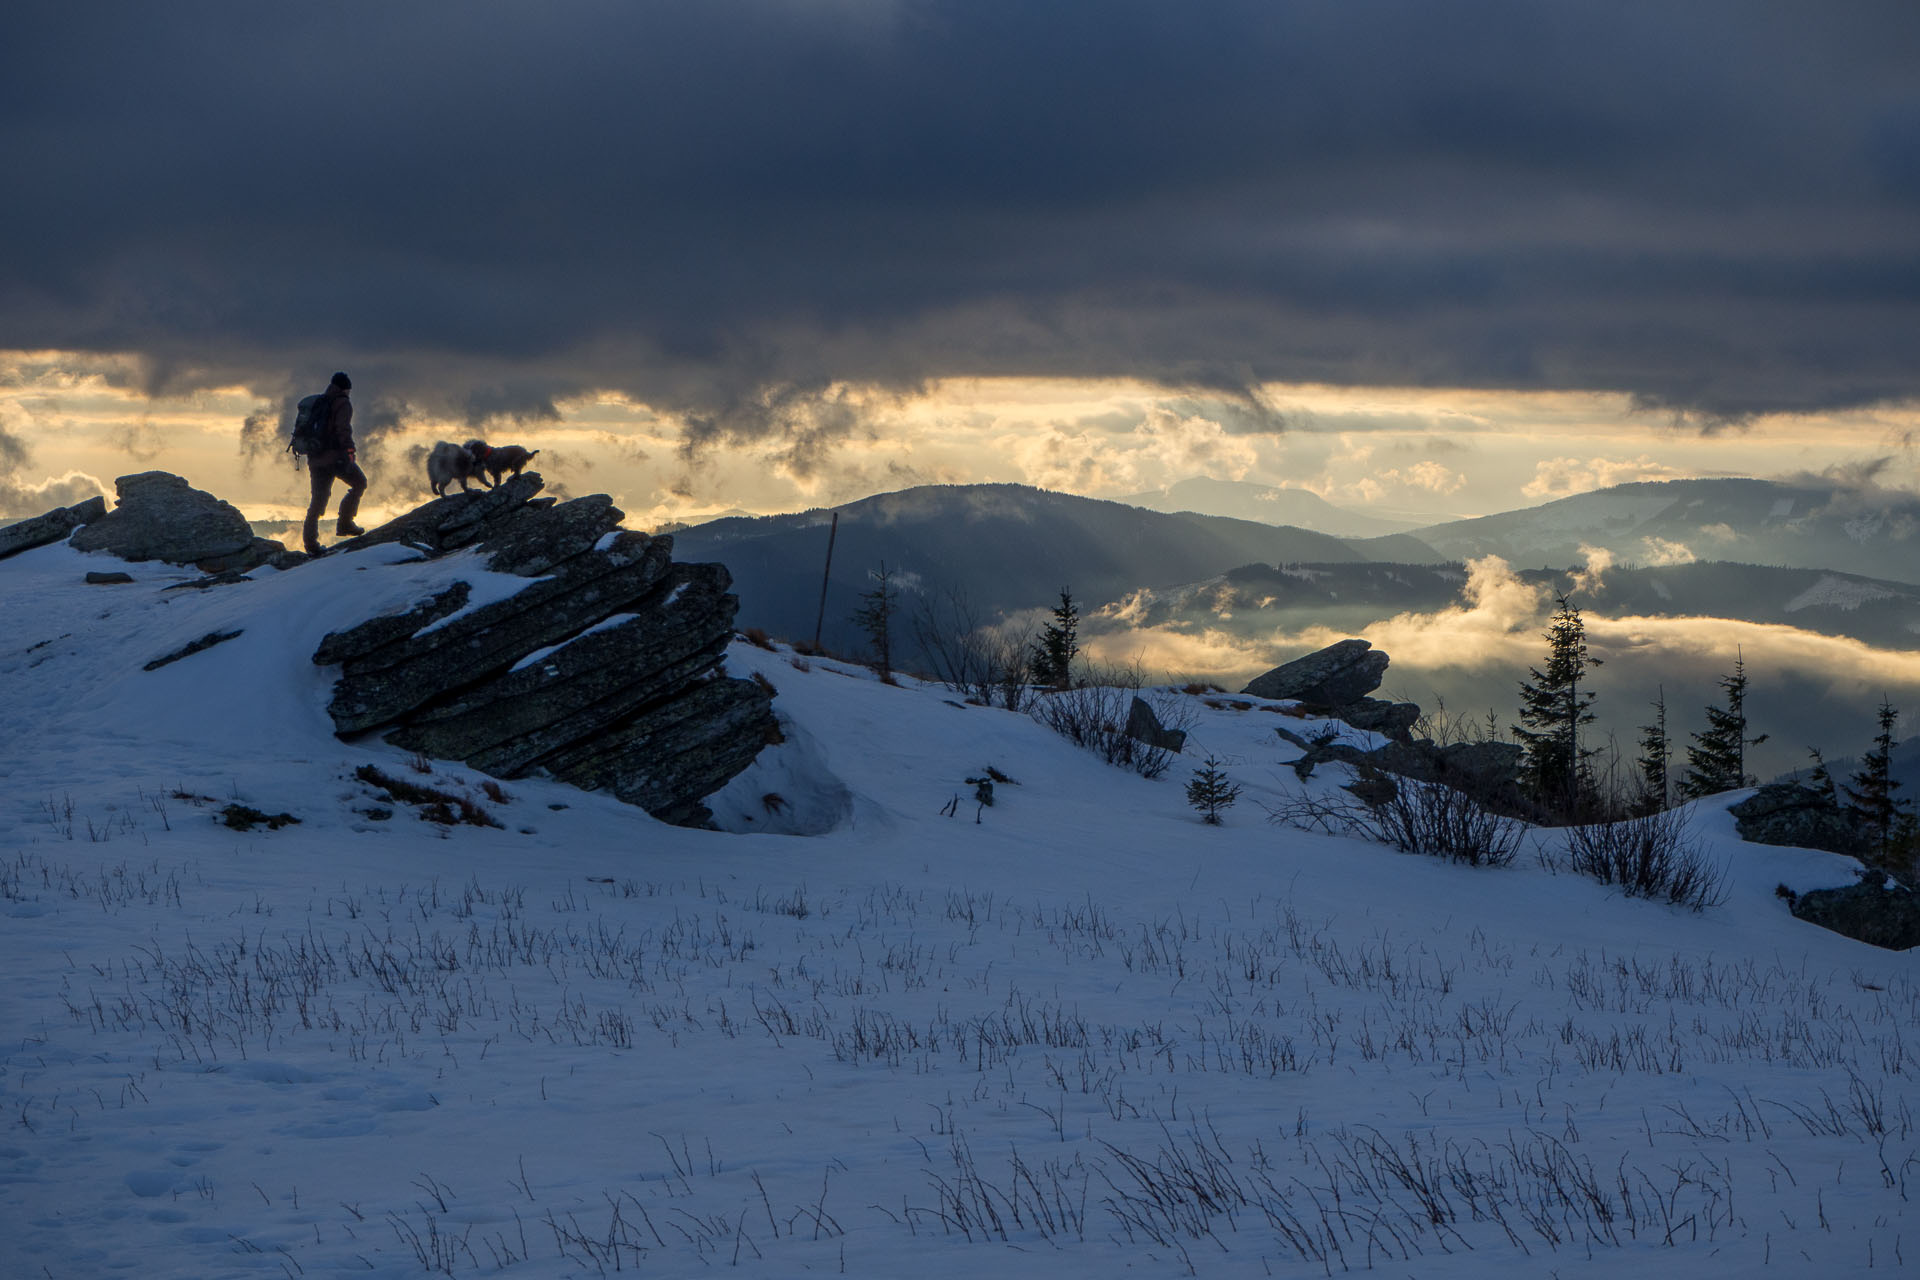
[1270, 766, 1523, 867]
[1558, 807, 1728, 911]
[355, 764, 503, 829]
[1030, 681, 1194, 781]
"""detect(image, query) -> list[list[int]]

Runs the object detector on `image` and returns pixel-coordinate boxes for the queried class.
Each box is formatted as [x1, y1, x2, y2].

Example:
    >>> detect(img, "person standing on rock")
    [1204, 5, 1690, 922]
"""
[302, 371, 367, 555]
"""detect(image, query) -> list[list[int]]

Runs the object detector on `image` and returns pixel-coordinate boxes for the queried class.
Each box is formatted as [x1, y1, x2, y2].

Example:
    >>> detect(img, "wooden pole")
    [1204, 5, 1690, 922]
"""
[812, 510, 839, 652]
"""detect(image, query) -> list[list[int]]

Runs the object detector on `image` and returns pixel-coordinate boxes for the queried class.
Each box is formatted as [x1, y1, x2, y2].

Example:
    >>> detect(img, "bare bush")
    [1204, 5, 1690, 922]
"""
[1030, 679, 1194, 780]
[910, 587, 1036, 712]
[1269, 766, 1524, 867]
[1558, 806, 1728, 911]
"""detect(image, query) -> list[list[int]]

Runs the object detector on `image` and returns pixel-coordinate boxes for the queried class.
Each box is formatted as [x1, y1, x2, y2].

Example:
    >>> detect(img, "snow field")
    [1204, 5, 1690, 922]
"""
[0, 538, 1915, 1278]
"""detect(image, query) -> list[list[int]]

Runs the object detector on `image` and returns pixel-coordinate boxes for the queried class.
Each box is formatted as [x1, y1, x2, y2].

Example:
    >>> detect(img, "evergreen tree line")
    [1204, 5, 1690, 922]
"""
[1515, 595, 1915, 874]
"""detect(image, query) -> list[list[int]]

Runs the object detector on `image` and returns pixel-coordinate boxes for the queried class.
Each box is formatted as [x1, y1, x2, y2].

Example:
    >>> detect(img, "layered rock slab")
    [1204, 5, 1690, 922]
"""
[315, 480, 776, 827]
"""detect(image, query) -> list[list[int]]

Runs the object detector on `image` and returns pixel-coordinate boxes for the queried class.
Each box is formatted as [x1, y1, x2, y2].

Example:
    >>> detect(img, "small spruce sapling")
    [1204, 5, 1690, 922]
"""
[1186, 755, 1241, 825]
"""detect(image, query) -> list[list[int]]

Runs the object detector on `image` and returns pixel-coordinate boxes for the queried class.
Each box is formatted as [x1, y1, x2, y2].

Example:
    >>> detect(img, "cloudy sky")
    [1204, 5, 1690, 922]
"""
[5, 1, 1919, 527]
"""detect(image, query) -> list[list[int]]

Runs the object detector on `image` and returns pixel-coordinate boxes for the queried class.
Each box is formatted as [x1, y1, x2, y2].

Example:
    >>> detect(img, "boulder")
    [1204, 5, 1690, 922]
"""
[313, 487, 778, 828]
[85, 571, 134, 585]
[1339, 696, 1421, 741]
[1124, 696, 1187, 753]
[68, 472, 253, 565]
[1730, 783, 1865, 856]
[1242, 639, 1388, 706]
[1276, 725, 1525, 810]
[0, 495, 107, 561]
[1787, 876, 1920, 950]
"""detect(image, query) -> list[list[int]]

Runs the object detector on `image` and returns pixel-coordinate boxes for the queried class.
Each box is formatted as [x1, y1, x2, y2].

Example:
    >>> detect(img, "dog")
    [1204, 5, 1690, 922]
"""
[481, 444, 540, 486]
[426, 439, 494, 495]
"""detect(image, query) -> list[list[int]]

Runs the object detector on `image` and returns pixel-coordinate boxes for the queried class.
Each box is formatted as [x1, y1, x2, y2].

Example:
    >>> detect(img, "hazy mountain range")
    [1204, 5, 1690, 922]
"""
[1409, 477, 1920, 584]
[1115, 477, 1429, 538]
[671, 483, 1436, 652]
[673, 476, 1920, 779]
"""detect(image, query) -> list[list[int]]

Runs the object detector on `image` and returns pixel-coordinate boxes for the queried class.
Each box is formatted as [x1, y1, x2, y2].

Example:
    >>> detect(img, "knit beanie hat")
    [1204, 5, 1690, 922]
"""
[330, 371, 352, 390]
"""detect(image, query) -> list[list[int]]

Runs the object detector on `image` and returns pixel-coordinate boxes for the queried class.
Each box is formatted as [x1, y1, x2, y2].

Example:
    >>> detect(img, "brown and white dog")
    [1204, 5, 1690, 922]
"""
[426, 439, 494, 495]
[481, 444, 540, 485]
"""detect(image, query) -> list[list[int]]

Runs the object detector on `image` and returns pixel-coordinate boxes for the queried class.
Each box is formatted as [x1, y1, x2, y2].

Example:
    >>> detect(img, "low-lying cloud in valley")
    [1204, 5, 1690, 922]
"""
[1083, 556, 1920, 777]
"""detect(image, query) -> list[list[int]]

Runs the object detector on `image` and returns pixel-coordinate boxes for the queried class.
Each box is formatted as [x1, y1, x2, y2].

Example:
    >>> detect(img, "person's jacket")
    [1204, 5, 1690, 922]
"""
[309, 390, 354, 467]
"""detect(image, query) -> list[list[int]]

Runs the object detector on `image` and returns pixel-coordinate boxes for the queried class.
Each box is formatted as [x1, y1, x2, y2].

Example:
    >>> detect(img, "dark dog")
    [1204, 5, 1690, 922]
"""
[481, 445, 540, 485]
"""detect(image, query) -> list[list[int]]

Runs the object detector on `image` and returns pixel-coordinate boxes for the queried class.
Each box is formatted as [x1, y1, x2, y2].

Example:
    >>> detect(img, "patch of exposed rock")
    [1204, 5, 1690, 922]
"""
[1125, 696, 1187, 753]
[1729, 782, 1866, 856]
[313, 476, 776, 827]
[68, 472, 259, 566]
[1785, 875, 1920, 950]
[0, 495, 106, 561]
[1242, 639, 1420, 743]
[1278, 723, 1526, 809]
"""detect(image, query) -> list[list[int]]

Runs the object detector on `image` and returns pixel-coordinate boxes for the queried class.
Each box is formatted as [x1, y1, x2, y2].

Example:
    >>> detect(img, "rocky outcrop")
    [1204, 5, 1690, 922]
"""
[1786, 875, 1920, 950]
[1244, 639, 1388, 705]
[0, 495, 106, 561]
[1280, 724, 1524, 800]
[68, 472, 257, 566]
[1242, 639, 1420, 742]
[1125, 696, 1187, 753]
[314, 476, 776, 827]
[1730, 783, 1866, 856]
[1339, 696, 1422, 739]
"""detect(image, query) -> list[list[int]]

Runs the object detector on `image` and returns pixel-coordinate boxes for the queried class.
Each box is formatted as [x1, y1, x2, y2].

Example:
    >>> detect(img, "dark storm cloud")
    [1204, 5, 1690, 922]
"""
[5, 1, 1920, 449]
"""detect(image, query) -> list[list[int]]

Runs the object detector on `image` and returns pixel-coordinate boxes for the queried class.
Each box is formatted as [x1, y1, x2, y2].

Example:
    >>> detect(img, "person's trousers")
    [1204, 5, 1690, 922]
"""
[303, 459, 368, 551]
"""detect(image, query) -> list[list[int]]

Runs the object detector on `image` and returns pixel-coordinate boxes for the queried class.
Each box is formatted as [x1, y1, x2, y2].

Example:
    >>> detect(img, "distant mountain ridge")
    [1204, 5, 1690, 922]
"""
[1413, 477, 1920, 584]
[670, 483, 1441, 651]
[1116, 477, 1427, 538]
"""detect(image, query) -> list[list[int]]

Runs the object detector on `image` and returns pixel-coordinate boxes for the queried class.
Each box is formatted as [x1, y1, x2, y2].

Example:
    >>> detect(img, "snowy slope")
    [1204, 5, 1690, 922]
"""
[1, 536, 1914, 1279]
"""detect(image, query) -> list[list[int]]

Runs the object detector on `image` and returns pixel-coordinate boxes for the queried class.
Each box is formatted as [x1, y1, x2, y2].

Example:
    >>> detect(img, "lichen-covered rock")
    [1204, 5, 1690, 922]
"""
[1125, 696, 1187, 753]
[1730, 783, 1865, 856]
[1339, 696, 1421, 741]
[68, 473, 253, 565]
[313, 488, 777, 827]
[532, 676, 777, 828]
[329, 473, 548, 557]
[0, 495, 107, 561]
[1788, 877, 1920, 950]
[389, 563, 738, 775]
[1242, 639, 1388, 706]
[322, 532, 674, 731]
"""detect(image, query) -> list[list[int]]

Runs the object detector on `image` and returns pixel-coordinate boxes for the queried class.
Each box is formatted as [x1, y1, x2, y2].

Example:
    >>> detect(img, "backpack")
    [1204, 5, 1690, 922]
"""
[289, 392, 331, 458]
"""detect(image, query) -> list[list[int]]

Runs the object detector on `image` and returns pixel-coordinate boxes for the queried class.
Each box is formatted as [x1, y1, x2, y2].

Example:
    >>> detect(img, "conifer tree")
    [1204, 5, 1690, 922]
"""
[1512, 594, 1601, 818]
[850, 562, 899, 680]
[1680, 653, 1768, 797]
[1804, 746, 1837, 801]
[1186, 755, 1242, 825]
[1633, 686, 1671, 815]
[1843, 699, 1916, 871]
[1030, 588, 1079, 691]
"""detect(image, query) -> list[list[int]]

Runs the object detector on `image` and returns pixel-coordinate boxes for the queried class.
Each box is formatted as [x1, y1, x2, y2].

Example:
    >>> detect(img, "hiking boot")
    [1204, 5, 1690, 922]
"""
[336, 519, 366, 537]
